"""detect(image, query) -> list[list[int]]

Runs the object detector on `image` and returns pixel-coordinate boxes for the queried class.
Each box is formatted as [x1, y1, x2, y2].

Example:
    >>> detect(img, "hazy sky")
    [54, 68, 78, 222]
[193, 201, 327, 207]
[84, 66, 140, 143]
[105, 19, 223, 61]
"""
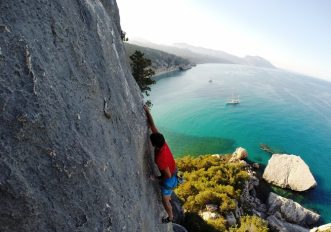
[117, 0, 331, 81]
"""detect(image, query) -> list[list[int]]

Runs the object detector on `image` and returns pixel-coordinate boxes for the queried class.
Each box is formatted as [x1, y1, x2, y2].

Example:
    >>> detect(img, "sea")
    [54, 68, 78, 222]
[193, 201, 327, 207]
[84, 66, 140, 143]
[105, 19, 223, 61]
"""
[148, 63, 331, 223]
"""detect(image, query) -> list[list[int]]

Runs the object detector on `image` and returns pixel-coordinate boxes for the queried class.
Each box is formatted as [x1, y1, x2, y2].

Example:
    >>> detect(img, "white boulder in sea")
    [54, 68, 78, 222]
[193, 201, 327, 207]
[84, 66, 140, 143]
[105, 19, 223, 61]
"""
[262, 154, 317, 191]
[267, 192, 320, 227]
[310, 223, 331, 232]
[229, 147, 248, 162]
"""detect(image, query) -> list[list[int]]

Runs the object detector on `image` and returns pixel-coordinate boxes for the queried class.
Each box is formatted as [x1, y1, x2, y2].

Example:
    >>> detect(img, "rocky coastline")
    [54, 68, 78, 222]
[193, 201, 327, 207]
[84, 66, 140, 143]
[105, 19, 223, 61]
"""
[152, 64, 195, 79]
[172, 148, 330, 231]
[232, 149, 329, 232]
[152, 67, 181, 78]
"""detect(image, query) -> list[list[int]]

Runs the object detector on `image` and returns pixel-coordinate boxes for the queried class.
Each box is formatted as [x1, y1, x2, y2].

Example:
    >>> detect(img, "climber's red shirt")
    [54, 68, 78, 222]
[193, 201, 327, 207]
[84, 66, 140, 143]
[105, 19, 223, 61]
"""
[155, 142, 176, 175]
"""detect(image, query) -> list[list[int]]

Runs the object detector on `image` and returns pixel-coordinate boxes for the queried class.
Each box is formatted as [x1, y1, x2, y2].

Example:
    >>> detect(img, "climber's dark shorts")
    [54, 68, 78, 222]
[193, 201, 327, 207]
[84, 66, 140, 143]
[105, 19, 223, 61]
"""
[161, 175, 178, 196]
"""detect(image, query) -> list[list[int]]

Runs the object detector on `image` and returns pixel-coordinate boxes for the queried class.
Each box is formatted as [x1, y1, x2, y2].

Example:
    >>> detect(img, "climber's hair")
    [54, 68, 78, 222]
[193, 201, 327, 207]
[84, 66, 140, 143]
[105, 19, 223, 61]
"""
[150, 133, 165, 148]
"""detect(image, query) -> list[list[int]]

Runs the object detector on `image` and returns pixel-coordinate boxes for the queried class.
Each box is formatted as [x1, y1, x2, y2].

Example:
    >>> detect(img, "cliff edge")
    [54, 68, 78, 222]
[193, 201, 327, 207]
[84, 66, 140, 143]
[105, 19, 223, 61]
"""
[0, 0, 170, 231]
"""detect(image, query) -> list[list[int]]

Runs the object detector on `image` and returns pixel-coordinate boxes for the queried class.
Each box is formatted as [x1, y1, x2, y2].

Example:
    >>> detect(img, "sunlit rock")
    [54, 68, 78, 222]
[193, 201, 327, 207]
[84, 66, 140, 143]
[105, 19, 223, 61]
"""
[263, 154, 316, 191]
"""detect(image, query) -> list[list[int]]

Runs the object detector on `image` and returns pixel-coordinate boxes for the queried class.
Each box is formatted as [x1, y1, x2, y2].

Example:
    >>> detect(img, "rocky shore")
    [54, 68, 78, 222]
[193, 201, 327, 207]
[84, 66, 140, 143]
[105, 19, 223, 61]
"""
[153, 67, 181, 78]
[231, 148, 329, 232]
[153, 64, 195, 79]
[173, 148, 330, 231]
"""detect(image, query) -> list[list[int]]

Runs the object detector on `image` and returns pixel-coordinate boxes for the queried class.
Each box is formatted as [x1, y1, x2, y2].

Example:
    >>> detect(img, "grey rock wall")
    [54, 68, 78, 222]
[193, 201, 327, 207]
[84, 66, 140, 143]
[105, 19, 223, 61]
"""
[0, 0, 170, 231]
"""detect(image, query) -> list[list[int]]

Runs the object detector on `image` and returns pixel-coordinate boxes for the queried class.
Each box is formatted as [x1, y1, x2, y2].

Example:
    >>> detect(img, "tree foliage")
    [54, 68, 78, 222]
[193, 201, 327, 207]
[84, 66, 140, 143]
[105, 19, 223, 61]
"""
[230, 215, 269, 232]
[175, 155, 249, 211]
[129, 50, 155, 96]
[120, 30, 128, 41]
[175, 155, 254, 231]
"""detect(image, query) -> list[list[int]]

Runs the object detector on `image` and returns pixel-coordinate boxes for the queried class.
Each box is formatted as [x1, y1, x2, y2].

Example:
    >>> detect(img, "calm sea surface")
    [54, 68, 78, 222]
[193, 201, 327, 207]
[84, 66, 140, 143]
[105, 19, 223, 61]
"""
[149, 63, 331, 223]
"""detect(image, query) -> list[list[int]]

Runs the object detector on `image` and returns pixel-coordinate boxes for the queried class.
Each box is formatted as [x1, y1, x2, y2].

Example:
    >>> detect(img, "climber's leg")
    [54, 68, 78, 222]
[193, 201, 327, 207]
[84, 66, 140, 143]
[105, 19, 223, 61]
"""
[162, 195, 173, 222]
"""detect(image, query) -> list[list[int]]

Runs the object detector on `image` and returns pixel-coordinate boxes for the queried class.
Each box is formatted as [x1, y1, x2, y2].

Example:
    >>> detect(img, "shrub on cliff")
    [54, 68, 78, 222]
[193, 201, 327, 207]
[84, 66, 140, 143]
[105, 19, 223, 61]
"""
[176, 155, 249, 206]
[175, 155, 250, 231]
[230, 215, 269, 232]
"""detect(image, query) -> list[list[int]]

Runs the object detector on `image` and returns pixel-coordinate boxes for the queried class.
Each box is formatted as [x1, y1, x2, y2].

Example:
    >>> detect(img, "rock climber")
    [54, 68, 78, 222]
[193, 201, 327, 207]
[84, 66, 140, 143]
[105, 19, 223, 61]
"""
[144, 105, 177, 224]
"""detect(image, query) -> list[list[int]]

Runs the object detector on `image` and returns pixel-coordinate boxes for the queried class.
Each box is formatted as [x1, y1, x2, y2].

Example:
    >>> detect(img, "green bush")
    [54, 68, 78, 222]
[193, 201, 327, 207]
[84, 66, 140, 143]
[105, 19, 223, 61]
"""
[175, 155, 249, 215]
[230, 215, 269, 232]
[175, 155, 257, 231]
[207, 217, 227, 232]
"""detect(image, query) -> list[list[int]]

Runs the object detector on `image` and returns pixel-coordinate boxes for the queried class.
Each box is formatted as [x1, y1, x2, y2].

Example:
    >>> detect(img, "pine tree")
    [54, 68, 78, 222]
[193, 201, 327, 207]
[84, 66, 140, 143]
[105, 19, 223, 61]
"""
[129, 50, 155, 96]
[121, 30, 128, 41]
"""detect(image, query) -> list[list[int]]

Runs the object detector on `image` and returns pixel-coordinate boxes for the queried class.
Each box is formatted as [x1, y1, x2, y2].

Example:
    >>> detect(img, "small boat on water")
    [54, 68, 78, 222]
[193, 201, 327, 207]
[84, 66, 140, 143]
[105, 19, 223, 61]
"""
[226, 94, 240, 105]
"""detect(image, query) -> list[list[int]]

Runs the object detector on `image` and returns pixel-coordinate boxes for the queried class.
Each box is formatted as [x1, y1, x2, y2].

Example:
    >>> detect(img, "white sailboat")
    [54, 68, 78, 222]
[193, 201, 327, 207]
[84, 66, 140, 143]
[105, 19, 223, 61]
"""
[226, 94, 240, 105]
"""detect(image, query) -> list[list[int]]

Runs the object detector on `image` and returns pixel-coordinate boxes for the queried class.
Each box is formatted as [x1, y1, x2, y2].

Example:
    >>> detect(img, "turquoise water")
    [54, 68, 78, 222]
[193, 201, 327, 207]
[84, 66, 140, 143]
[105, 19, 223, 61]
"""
[149, 64, 331, 223]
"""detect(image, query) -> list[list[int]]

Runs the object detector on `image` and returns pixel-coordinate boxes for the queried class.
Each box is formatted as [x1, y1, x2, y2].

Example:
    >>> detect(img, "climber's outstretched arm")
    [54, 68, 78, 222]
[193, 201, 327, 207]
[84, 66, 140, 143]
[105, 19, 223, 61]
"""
[144, 105, 159, 134]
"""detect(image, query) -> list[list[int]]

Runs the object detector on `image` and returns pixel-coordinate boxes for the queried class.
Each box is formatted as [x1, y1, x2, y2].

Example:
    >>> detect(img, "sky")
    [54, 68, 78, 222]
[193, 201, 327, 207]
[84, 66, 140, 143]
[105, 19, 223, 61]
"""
[116, 0, 331, 81]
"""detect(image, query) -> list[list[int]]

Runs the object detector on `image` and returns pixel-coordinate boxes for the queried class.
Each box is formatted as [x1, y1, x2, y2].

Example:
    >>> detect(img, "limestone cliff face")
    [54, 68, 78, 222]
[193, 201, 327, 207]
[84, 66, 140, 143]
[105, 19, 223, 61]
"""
[0, 1, 170, 231]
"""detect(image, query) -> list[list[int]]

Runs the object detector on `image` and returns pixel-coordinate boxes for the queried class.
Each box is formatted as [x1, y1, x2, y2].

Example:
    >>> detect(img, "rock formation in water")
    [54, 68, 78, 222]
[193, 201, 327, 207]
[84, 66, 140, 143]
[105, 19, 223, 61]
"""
[267, 192, 320, 227]
[226, 151, 322, 232]
[0, 0, 171, 231]
[263, 154, 317, 191]
[229, 147, 248, 162]
[267, 215, 310, 232]
[310, 223, 331, 232]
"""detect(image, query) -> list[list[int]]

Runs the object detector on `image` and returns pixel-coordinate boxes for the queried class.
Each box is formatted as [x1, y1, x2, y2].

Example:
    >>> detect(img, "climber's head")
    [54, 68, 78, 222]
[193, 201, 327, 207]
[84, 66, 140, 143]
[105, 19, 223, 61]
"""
[150, 133, 165, 148]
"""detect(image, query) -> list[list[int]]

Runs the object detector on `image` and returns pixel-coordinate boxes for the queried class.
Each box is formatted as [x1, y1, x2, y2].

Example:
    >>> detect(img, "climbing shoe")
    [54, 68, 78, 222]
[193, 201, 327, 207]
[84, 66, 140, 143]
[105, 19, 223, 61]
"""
[161, 217, 173, 224]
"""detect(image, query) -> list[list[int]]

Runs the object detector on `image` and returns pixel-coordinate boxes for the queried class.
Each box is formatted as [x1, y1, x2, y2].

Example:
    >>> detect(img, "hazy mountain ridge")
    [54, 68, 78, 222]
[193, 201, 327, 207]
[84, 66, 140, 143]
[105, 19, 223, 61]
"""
[124, 43, 192, 74]
[131, 40, 276, 69]
[243, 55, 276, 68]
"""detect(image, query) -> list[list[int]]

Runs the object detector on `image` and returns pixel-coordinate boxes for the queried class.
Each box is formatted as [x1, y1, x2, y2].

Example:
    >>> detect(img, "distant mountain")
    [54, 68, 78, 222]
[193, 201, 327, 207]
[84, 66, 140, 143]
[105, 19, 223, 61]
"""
[243, 55, 275, 68]
[130, 40, 276, 69]
[124, 43, 193, 75]
[173, 42, 243, 64]
[129, 40, 233, 64]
